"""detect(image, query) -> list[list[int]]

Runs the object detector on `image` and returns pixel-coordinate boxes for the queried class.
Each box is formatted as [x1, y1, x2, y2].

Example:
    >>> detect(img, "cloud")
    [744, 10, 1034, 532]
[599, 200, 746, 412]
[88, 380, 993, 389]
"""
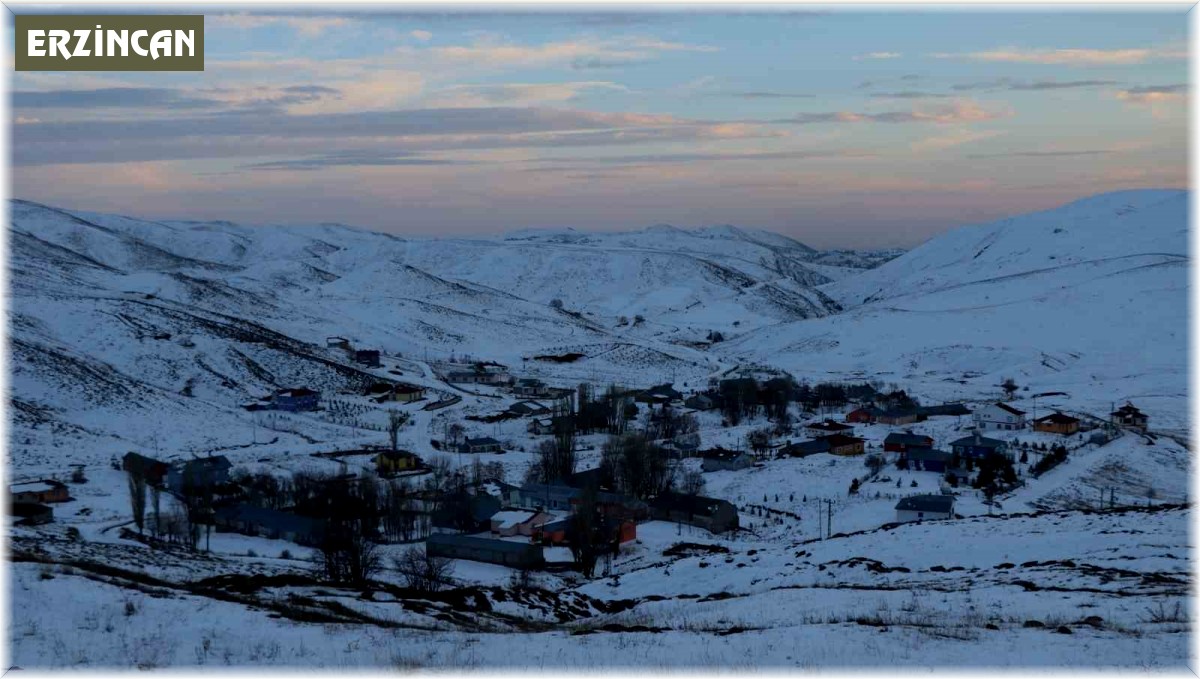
[419, 36, 718, 70]
[13, 87, 220, 110]
[966, 149, 1112, 159]
[952, 78, 1117, 92]
[12, 85, 345, 114]
[427, 81, 628, 107]
[410, 30, 433, 41]
[910, 129, 1004, 152]
[1114, 83, 1186, 105]
[777, 100, 1006, 125]
[854, 52, 902, 60]
[869, 91, 949, 99]
[246, 151, 465, 171]
[12, 106, 783, 166]
[209, 13, 355, 37]
[527, 147, 872, 168]
[723, 91, 815, 99]
[933, 47, 1184, 66]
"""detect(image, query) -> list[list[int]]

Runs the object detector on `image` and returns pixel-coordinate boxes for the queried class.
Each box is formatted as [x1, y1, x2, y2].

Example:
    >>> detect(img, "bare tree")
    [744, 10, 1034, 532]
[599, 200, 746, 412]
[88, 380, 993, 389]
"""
[127, 471, 147, 535]
[680, 468, 705, 496]
[387, 411, 410, 451]
[1001, 377, 1019, 400]
[395, 547, 456, 592]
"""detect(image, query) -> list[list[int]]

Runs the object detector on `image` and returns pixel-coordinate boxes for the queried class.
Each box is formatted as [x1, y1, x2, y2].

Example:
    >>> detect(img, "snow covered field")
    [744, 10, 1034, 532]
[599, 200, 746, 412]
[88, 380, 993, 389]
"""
[6, 189, 1192, 669]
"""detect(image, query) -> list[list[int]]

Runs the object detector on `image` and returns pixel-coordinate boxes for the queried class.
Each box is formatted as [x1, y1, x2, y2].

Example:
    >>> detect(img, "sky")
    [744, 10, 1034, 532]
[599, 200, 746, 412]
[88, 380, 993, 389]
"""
[7, 6, 1190, 249]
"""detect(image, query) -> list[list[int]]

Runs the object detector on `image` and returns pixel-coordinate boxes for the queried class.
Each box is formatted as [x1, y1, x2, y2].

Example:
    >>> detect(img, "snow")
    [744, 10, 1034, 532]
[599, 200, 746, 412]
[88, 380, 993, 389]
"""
[6, 189, 1192, 669]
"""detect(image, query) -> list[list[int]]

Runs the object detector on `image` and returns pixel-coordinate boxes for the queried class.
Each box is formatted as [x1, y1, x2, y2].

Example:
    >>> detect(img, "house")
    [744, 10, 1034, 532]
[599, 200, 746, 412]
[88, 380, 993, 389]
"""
[11, 502, 53, 526]
[167, 456, 232, 493]
[326, 336, 349, 349]
[271, 387, 320, 412]
[431, 491, 501, 533]
[917, 403, 972, 418]
[905, 447, 952, 473]
[649, 492, 739, 534]
[213, 505, 326, 546]
[781, 439, 831, 458]
[508, 400, 551, 417]
[391, 384, 426, 403]
[122, 452, 170, 486]
[699, 448, 754, 472]
[445, 364, 511, 386]
[877, 409, 926, 426]
[459, 436, 502, 454]
[805, 420, 855, 438]
[354, 349, 381, 368]
[1033, 412, 1081, 435]
[534, 517, 571, 545]
[884, 432, 934, 454]
[489, 510, 554, 537]
[684, 393, 715, 411]
[527, 416, 570, 436]
[514, 482, 581, 512]
[534, 516, 636, 548]
[366, 383, 425, 403]
[9, 480, 69, 504]
[512, 378, 552, 398]
[823, 434, 866, 456]
[949, 432, 1010, 460]
[894, 494, 956, 523]
[845, 406, 882, 424]
[974, 402, 1026, 431]
[1111, 402, 1148, 432]
[426, 533, 545, 569]
[636, 384, 683, 405]
[374, 450, 421, 475]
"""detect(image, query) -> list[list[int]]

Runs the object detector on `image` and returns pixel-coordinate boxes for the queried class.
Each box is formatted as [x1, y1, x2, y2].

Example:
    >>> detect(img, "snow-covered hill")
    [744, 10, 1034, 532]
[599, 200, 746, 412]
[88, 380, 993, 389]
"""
[724, 189, 1189, 432]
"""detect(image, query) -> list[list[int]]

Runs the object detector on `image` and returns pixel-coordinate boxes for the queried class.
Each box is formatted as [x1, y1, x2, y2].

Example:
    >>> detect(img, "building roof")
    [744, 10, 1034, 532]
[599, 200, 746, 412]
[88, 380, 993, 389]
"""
[879, 408, 922, 419]
[427, 533, 542, 555]
[885, 432, 934, 447]
[1034, 412, 1080, 425]
[214, 505, 325, 535]
[699, 448, 750, 462]
[276, 387, 318, 398]
[950, 434, 1007, 449]
[490, 510, 540, 528]
[393, 384, 424, 394]
[376, 449, 420, 461]
[917, 403, 972, 416]
[651, 491, 733, 517]
[906, 447, 951, 463]
[895, 494, 955, 514]
[808, 420, 853, 432]
[519, 482, 581, 505]
[10, 480, 64, 494]
[784, 439, 831, 456]
[992, 402, 1026, 416]
[1112, 402, 1145, 416]
[178, 455, 232, 472]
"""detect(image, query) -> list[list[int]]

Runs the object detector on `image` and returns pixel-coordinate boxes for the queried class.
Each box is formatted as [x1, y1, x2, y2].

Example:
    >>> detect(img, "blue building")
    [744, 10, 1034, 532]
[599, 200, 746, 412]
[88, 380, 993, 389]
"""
[272, 387, 320, 412]
[949, 432, 1010, 460]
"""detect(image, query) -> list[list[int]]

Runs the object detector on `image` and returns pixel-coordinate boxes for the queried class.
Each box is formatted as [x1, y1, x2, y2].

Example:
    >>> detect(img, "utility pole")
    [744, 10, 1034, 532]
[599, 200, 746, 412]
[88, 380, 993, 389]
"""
[825, 499, 832, 539]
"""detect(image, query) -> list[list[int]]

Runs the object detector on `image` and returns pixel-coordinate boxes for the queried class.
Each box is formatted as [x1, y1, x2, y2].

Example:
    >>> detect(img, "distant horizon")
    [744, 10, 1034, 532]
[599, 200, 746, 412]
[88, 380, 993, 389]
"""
[14, 185, 1184, 251]
[10, 8, 1187, 249]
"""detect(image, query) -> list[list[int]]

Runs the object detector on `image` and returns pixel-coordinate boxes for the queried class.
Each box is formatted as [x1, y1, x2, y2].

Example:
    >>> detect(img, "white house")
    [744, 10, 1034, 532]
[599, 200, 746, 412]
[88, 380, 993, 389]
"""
[973, 402, 1026, 431]
[894, 495, 956, 523]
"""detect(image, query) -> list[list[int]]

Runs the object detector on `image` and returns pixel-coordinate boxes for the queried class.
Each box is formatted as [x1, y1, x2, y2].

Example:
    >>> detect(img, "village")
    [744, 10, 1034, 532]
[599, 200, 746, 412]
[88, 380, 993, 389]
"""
[9, 332, 1160, 591]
